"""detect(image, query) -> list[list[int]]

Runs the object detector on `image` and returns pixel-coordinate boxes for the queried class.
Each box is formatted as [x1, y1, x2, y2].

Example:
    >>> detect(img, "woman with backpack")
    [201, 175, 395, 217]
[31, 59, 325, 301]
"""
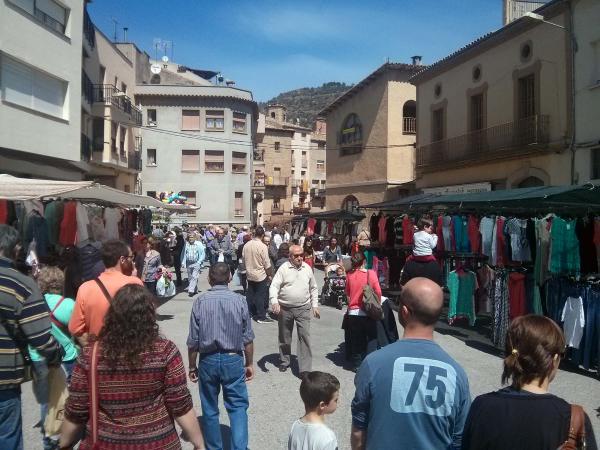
[343, 252, 381, 372]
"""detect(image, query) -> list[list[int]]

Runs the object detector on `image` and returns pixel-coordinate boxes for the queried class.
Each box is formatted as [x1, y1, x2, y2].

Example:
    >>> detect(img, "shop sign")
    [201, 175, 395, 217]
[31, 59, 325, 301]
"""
[422, 182, 491, 195]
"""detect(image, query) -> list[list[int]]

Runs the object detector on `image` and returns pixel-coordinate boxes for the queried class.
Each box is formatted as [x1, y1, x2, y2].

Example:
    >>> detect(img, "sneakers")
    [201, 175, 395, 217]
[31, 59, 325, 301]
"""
[256, 317, 274, 324]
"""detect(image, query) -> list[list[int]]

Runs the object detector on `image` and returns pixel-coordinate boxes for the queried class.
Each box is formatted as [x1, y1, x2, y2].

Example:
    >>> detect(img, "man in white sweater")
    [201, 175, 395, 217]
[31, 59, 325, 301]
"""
[270, 245, 319, 376]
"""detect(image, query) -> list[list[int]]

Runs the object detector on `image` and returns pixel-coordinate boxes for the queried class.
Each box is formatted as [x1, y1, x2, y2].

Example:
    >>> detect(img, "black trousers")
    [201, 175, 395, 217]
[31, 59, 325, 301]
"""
[345, 315, 377, 368]
[246, 278, 269, 320]
[173, 253, 182, 286]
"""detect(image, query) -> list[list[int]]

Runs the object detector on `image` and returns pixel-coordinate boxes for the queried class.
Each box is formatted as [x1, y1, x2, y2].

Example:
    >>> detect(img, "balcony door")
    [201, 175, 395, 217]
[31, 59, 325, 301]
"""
[517, 74, 536, 144]
[469, 93, 486, 155]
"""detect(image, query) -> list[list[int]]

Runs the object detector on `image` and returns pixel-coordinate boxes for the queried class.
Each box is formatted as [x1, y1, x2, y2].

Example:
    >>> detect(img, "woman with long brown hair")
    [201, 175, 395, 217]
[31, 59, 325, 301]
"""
[303, 237, 315, 269]
[59, 285, 205, 449]
[461, 315, 594, 449]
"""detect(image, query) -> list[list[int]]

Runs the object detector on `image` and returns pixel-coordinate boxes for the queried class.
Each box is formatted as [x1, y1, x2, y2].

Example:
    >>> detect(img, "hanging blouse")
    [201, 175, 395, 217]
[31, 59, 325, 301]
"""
[549, 217, 580, 274]
[447, 270, 477, 326]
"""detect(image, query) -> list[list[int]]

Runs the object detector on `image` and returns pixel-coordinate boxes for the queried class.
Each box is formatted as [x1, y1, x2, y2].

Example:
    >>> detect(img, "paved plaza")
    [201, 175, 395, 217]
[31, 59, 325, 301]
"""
[21, 267, 600, 449]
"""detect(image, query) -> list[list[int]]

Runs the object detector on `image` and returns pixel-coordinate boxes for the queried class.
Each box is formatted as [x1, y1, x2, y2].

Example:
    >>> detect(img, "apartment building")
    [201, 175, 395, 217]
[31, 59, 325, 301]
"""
[572, 0, 600, 183]
[135, 57, 257, 225]
[253, 105, 327, 225]
[81, 21, 142, 193]
[319, 61, 422, 213]
[0, 0, 85, 180]
[411, 0, 573, 192]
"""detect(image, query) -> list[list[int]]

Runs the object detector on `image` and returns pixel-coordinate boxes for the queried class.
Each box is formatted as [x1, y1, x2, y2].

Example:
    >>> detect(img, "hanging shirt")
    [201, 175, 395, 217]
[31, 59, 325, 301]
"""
[307, 218, 316, 236]
[447, 270, 477, 326]
[467, 215, 481, 254]
[550, 217, 580, 274]
[370, 214, 380, 242]
[402, 216, 414, 245]
[561, 296, 585, 349]
[394, 216, 404, 247]
[378, 216, 387, 244]
[505, 218, 532, 262]
[452, 216, 470, 253]
[104, 208, 122, 240]
[59, 201, 78, 246]
[436, 215, 445, 251]
[479, 216, 495, 257]
[442, 215, 453, 251]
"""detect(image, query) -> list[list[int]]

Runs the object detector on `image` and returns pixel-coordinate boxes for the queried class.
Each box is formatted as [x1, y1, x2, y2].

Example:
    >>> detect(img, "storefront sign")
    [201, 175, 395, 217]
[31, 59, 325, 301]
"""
[422, 182, 491, 195]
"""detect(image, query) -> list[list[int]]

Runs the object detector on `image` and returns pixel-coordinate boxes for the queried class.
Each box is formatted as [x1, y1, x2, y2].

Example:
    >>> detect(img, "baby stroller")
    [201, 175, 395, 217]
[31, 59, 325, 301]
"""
[321, 264, 347, 309]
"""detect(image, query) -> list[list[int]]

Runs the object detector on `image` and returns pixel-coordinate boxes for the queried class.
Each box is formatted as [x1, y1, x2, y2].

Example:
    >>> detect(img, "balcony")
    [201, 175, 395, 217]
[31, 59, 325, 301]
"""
[93, 84, 142, 126]
[271, 205, 284, 214]
[83, 9, 96, 49]
[265, 176, 289, 187]
[81, 133, 92, 162]
[416, 115, 550, 171]
[128, 151, 142, 171]
[403, 117, 416, 135]
[135, 135, 142, 152]
[253, 173, 265, 187]
[293, 202, 311, 214]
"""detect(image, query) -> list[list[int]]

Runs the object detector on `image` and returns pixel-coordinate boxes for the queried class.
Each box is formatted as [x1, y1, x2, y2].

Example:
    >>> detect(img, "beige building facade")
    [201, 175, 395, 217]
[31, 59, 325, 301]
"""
[572, 0, 600, 183]
[320, 62, 421, 213]
[412, 1, 575, 191]
[253, 105, 327, 225]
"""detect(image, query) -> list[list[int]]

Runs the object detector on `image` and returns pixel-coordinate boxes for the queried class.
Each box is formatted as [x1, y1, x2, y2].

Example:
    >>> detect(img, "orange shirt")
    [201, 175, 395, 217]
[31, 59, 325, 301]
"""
[69, 271, 143, 337]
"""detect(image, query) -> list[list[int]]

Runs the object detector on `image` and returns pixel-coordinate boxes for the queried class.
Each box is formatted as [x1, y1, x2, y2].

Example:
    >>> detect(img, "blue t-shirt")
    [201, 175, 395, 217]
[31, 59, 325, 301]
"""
[351, 339, 471, 450]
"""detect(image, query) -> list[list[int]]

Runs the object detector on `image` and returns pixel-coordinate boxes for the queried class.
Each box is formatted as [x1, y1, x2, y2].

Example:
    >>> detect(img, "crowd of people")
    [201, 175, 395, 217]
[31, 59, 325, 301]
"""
[0, 221, 596, 450]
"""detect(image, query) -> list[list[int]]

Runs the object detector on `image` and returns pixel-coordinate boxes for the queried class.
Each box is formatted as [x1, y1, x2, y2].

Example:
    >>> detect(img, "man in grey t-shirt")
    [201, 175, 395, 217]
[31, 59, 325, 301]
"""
[351, 278, 471, 450]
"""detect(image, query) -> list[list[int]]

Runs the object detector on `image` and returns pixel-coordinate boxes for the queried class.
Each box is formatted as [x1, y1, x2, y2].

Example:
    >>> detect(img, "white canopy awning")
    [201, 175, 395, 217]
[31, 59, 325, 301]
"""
[0, 175, 199, 211]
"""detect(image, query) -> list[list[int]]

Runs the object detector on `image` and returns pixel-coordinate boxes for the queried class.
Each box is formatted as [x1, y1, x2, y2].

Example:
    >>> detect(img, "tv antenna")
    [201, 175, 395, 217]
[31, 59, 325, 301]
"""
[111, 17, 119, 42]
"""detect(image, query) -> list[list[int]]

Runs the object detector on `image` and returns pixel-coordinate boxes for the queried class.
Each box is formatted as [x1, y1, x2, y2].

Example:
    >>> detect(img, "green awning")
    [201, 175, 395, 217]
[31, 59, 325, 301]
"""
[292, 209, 365, 222]
[360, 184, 600, 213]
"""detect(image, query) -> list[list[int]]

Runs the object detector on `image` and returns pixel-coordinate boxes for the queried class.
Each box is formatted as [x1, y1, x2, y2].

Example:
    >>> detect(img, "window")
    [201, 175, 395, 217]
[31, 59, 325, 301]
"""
[181, 150, 200, 171]
[432, 108, 445, 142]
[339, 113, 362, 155]
[205, 150, 224, 172]
[472, 65, 482, 82]
[146, 191, 157, 199]
[592, 149, 600, 180]
[206, 110, 224, 130]
[147, 149, 157, 166]
[180, 191, 196, 215]
[147, 109, 157, 126]
[403, 100, 417, 134]
[232, 151, 247, 173]
[9, 0, 68, 35]
[1, 54, 67, 119]
[232, 112, 247, 133]
[470, 94, 485, 131]
[181, 110, 200, 130]
[434, 83, 442, 98]
[275, 142, 281, 152]
[518, 74, 535, 119]
[316, 160, 325, 171]
[301, 133, 307, 138]
[318, 142, 325, 149]
[234, 192, 244, 216]
[124, 185, 131, 193]
[342, 195, 359, 213]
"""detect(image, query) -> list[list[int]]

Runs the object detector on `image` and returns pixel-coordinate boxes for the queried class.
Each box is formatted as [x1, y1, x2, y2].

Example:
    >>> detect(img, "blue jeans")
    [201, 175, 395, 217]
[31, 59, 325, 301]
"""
[198, 352, 249, 450]
[0, 388, 23, 450]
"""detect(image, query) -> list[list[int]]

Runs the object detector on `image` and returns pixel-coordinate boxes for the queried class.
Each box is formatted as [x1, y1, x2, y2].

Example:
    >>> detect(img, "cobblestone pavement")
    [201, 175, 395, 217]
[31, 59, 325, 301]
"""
[22, 266, 600, 449]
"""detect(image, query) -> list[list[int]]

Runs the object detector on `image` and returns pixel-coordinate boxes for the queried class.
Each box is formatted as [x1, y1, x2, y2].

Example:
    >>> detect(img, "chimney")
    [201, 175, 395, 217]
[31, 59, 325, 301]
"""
[411, 55, 422, 66]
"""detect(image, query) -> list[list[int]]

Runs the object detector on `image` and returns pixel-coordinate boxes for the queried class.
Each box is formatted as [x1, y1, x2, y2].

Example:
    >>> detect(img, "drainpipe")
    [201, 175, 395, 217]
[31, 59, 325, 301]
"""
[568, 1, 577, 185]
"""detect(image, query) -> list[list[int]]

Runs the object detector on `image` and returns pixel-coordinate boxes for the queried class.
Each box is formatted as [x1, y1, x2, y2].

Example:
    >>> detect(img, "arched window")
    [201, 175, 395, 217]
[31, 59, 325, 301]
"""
[339, 114, 362, 155]
[517, 176, 545, 188]
[342, 195, 359, 213]
[402, 100, 416, 134]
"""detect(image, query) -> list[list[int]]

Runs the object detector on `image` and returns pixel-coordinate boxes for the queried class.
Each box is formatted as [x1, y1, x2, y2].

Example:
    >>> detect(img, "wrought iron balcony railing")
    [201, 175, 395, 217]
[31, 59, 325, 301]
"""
[416, 115, 550, 169]
[293, 203, 311, 214]
[93, 84, 142, 126]
[128, 151, 142, 171]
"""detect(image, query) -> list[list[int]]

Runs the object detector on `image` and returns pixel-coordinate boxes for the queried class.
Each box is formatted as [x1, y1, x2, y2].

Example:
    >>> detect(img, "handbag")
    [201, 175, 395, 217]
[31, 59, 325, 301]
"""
[362, 270, 383, 321]
[44, 366, 69, 437]
[559, 404, 586, 450]
[90, 341, 101, 449]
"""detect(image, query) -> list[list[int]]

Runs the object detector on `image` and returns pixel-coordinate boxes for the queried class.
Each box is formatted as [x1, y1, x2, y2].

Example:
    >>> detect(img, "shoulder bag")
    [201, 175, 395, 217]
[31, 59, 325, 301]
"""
[362, 270, 383, 321]
[559, 404, 586, 450]
[90, 341, 101, 449]
[94, 278, 112, 303]
[49, 296, 70, 337]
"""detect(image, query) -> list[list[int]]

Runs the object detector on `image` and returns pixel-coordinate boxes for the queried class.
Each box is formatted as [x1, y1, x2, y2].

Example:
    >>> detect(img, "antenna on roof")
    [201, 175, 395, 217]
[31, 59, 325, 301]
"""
[123, 27, 128, 42]
[111, 17, 119, 42]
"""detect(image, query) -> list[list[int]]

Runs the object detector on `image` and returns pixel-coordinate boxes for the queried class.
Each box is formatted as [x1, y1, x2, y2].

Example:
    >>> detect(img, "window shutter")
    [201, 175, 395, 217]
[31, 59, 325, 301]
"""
[181, 150, 200, 171]
[36, 0, 66, 25]
[234, 192, 243, 211]
[1, 56, 33, 108]
[205, 150, 224, 162]
[181, 110, 200, 130]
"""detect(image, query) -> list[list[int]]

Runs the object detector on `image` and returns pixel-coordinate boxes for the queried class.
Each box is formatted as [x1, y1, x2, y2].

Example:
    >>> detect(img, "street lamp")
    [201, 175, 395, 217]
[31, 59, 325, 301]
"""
[523, 12, 567, 30]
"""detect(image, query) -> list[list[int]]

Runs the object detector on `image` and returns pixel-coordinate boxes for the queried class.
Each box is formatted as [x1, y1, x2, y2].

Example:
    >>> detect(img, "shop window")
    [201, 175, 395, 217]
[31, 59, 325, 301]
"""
[205, 150, 224, 172]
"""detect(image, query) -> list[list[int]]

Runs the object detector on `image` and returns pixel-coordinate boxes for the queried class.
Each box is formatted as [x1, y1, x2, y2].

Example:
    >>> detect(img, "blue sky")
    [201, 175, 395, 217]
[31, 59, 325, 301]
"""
[88, 0, 503, 101]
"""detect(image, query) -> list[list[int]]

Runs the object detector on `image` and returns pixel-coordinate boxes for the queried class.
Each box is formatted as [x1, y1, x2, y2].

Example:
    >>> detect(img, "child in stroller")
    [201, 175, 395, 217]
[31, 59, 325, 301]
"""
[320, 263, 347, 309]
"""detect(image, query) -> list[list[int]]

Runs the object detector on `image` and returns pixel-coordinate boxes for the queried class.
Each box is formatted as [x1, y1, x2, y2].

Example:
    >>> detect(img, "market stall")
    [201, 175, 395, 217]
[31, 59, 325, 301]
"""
[360, 184, 600, 373]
